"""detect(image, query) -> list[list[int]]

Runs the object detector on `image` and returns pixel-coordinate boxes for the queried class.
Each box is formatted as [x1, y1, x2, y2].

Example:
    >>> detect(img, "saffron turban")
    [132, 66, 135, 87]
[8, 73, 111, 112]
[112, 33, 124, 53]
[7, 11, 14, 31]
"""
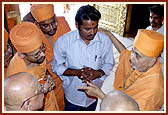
[134, 29, 164, 57]
[31, 4, 54, 22]
[4, 29, 9, 52]
[10, 22, 42, 53]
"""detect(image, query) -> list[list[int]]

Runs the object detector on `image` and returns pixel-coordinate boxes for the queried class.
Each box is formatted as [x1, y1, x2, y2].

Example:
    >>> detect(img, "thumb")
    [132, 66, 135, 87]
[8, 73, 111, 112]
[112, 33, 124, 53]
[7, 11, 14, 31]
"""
[86, 81, 95, 87]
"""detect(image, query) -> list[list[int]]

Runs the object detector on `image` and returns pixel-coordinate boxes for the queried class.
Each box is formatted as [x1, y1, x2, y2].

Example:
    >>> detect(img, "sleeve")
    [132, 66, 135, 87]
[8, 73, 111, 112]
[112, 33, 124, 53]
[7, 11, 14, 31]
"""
[51, 37, 68, 76]
[101, 37, 115, 78]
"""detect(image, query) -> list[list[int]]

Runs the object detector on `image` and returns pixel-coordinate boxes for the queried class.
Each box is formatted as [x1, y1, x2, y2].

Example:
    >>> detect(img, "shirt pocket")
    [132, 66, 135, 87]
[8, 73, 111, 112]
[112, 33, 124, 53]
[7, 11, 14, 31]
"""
[95, 56, 104, 69]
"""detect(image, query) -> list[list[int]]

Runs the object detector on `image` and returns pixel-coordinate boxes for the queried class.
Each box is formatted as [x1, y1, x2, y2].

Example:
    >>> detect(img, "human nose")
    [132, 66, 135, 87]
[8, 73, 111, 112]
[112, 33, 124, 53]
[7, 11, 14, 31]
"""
[49, 23, 54, 29]
[130, 52, 136, 62]
[90, 29, 97, 35]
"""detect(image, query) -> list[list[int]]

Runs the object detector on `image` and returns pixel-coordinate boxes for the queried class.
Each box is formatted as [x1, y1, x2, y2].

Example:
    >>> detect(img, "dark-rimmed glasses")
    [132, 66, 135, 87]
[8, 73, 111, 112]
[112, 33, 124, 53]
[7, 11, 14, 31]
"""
[24, 43, 46, 58]
[20, 88, 43, 108]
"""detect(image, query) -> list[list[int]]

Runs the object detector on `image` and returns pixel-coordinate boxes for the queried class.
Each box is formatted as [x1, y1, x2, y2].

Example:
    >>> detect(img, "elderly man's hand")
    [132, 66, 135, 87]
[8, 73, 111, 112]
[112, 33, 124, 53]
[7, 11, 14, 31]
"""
[43, 71, 55, 93]
[78, 81, 105, 99]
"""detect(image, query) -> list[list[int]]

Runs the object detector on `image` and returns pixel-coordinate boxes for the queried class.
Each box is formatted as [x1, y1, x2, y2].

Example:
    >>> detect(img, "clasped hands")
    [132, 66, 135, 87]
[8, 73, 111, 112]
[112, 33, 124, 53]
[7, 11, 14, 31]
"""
[42, 71, 55, 93]
[76, 66, 102, 83]
[76, 66, 104, 98]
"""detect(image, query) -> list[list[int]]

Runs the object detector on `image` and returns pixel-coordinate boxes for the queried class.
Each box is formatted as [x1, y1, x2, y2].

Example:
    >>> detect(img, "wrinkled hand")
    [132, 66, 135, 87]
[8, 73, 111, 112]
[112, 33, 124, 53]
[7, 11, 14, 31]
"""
[43, 72, 55, 93]
[78, 81, 105, 99]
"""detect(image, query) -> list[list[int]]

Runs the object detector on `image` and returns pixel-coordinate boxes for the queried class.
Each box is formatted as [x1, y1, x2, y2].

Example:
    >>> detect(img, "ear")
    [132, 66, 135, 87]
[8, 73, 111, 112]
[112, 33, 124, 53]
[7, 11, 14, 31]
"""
[75, 22, 79, 29]
[18, 52, 25, 59]
[34, 21, 40, 28]
[22, 101, 31, 111]
[161, 17, 164, 24]
[148, 57, 157, 67]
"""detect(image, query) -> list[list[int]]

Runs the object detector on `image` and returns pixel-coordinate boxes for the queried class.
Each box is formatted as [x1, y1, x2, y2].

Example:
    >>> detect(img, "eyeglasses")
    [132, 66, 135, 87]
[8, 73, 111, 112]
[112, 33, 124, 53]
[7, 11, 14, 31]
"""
[39, 16, 57, 29]
[25, 44, 46, 58]
[20, 87, 43, 108]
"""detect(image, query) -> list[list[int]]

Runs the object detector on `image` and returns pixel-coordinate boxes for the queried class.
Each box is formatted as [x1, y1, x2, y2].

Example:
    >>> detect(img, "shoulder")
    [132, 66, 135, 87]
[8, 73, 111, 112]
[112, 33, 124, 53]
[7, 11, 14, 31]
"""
[6, 53, 24, 77]
[56, 16, 66, 20]
[120, 49, 130, 58]
[96, 32, 112, 45]
[55, 30, 78, 45]
[97, 32, 111, 40]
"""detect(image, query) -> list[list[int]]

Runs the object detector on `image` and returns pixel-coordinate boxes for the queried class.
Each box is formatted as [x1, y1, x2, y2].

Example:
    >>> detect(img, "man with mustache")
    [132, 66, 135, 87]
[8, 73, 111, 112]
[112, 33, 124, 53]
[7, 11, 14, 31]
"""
[146, 4, 164, 34]
[79, 29, 164, 111]
[30, 4, 71, 110]
[6, 22, 58, 111]
[51, 5, 115, 111]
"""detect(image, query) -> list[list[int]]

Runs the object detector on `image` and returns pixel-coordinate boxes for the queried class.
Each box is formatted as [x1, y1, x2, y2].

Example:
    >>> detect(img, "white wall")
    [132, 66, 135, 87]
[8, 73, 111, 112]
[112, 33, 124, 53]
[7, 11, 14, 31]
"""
[19, 3, 89, 31]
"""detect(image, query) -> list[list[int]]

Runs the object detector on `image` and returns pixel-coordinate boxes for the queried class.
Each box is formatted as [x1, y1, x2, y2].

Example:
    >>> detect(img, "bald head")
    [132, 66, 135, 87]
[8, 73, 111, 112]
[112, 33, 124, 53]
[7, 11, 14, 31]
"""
[100, 90, 139, 111]
[4, 72, 44, 111]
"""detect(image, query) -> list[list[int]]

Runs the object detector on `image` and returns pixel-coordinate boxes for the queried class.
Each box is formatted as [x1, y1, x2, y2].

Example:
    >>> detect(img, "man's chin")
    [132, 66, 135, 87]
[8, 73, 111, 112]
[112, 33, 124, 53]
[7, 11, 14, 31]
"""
[48, 32, 56, 36]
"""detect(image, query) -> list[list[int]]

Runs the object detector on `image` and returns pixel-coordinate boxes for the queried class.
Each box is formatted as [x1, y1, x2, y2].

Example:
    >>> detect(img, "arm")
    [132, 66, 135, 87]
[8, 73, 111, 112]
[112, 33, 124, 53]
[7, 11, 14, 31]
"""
[98, 28, 126, 53]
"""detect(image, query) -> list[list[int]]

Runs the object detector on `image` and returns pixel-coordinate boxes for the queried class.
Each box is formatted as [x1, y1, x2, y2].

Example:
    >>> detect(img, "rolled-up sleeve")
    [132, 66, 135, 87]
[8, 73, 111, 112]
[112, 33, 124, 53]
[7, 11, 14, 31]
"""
[102, 43, 115, 76]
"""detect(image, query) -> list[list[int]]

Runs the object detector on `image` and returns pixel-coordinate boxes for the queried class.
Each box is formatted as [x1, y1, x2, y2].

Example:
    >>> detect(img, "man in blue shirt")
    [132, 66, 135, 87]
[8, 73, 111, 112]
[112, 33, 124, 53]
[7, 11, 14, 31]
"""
[51, 5, 115, 111]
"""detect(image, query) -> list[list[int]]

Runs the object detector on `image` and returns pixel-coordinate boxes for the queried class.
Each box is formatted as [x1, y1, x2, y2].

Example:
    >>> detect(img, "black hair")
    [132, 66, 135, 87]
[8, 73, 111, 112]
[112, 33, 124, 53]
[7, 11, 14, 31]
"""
[149, 4, 164, 17]
[75, 5, 101, 27]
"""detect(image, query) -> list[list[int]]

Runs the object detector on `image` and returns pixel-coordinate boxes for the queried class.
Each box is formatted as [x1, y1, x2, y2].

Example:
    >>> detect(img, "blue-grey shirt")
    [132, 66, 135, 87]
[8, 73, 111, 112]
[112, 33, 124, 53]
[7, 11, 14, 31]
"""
[51, 30, 115, 107]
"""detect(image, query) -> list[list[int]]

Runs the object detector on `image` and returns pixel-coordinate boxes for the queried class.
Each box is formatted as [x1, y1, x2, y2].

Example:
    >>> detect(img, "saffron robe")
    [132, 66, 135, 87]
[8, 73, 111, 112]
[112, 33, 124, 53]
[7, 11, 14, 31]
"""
[113, 50, 164, 111]
[41, 16, 71, 110]
[6, 53, 59, 111]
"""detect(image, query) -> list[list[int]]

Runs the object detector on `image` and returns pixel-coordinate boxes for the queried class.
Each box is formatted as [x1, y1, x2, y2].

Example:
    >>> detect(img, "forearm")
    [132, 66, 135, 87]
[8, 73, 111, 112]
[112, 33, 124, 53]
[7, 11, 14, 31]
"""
[63, 68, 80, 76]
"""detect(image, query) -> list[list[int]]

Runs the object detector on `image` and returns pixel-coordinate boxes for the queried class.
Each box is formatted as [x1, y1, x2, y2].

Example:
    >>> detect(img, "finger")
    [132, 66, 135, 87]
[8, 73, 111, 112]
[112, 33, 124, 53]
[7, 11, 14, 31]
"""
[86, 81, 95, 87]
[77, 86, 89, 90]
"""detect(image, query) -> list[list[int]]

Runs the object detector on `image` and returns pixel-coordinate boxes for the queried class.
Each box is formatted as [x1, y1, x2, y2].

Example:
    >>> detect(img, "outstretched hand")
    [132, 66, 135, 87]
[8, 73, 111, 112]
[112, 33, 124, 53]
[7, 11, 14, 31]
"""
[77, 81, 105, 99]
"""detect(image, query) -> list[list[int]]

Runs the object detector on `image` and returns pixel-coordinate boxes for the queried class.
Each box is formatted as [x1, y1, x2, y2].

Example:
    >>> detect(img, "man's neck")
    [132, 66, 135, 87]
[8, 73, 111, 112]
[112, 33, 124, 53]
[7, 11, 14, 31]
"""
[45, 34, 54, 48]
[152, 25, 162, 31]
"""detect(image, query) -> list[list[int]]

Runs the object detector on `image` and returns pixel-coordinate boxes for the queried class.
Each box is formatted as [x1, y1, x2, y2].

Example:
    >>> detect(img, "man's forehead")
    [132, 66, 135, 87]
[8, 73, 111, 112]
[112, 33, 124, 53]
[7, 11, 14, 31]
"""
[39, 15, 56, 24]
[132, 47, 144, 56]
[133, 46, 151, 58]
[150, 12, 161, 18]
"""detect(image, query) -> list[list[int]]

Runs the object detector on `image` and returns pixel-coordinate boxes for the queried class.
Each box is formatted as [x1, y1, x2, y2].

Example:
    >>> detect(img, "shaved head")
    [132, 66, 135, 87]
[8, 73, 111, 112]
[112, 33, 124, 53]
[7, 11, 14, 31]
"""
[100, 90, 139, 111]
[4, 72, 44, 111]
